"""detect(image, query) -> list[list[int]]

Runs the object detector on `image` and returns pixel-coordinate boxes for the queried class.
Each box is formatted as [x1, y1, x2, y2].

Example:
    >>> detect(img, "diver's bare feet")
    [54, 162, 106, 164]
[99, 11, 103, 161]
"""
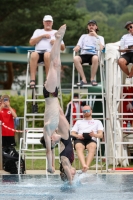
[47, 166, 55, 173]
[82, 165, 88, 172]
[55, 24, 66, 39]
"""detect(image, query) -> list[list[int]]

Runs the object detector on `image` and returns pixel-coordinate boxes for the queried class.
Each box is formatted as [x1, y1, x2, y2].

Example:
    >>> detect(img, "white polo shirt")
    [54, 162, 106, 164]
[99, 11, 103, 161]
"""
[31, 29, 64, 52]
[71, 119, 103, 141]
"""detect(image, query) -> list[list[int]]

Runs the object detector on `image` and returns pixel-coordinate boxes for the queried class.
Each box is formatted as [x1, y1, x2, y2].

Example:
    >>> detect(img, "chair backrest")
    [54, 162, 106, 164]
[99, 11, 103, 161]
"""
[25, 129, 44, 149]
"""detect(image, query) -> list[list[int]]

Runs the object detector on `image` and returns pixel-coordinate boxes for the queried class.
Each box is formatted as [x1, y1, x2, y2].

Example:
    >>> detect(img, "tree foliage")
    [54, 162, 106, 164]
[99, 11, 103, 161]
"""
[0, 0, 81, 45]
[1, 0, 133, 46]
[1, 0, 133, 90]
[84, 0, 133, 14]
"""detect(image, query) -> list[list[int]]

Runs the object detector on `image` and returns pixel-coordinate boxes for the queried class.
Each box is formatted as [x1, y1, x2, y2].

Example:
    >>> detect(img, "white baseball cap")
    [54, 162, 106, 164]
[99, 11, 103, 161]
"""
[43, 15, 53, 22]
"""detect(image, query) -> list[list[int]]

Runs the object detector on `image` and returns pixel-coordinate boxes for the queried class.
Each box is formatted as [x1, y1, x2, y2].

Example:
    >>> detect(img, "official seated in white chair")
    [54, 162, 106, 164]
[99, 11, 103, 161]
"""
[118, 21, 133, 85]
[29, 15, 65, 88]
[71, 105, 103, 172]
[73, 20, 105, 87]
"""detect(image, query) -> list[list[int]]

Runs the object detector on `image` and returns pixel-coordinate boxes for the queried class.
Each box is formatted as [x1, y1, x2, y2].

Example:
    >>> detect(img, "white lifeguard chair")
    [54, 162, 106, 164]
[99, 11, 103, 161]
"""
[71, 48, 110, 173]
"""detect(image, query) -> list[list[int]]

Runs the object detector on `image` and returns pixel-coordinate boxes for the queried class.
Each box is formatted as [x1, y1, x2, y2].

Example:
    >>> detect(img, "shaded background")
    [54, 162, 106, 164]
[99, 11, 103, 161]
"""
[0, 0, 133, 90]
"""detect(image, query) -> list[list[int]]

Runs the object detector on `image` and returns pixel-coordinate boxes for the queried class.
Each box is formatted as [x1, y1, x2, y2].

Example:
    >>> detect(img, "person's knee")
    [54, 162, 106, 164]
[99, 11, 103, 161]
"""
[118, 58, 127, 66]
[30, 52, 39, 62]
[118, 58, 122, 65]
[75, 143, 85, 151]
[87, 142, 96, 152]
[92, 55, 98, 63]
[73, 56, 81, 65]
[44, 52, 50, 60]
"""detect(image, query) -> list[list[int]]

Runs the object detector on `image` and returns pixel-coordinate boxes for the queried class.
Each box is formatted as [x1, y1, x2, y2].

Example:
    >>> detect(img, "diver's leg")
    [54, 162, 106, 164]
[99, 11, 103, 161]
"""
[45, 24, 66, 92]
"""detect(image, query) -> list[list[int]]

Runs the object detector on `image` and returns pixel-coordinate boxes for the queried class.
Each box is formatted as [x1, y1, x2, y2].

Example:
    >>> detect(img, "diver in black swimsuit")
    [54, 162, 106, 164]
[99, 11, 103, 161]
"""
[43, 24, 66, 173]
[41, 130, 76, 184]
[42, 24, 76, 183]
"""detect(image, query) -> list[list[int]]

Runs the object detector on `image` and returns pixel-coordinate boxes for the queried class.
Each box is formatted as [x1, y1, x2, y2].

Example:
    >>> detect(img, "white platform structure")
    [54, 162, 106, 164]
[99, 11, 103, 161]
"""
[18, 51, 62, 173]
[105, 42, 133, 170]
[70, 43, 133, 172]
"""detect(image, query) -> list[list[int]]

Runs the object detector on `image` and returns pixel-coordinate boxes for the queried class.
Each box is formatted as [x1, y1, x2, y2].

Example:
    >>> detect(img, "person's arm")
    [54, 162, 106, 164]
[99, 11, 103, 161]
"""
[61, 156, 73, 184]
[9, 107, 17, 119]
[89, 30, 104, 50]
[61, 43, 65, 51]
[52, 149, 55, 170]
[96, 37, 104, 50]
[44, 134, 55, 173]
[0, 102, 4, 111]
[73, 45, 80, 52]
[73, 35, 84, 52]
[29, 34, 51, 46]
[29, 35, 44, 46]
[71, 121, 84, 139]
[89, 130, 103, 139]
[4, 101, 17, 118]
[71, 131, 84, 139]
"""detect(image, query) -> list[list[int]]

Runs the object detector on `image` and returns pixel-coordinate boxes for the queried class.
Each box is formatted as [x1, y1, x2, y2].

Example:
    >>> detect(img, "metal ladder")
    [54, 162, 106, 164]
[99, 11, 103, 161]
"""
[113, 61, 133, 171]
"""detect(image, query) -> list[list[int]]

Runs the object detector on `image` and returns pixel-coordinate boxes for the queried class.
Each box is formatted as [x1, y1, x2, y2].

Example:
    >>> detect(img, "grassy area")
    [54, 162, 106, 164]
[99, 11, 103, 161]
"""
[25, 158, 98, 170]
[17, 145, 133, 171]
[23, 146, 104, 170]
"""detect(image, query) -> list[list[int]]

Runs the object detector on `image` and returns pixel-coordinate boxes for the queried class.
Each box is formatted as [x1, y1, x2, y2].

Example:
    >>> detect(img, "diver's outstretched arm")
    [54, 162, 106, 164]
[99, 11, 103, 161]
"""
[44, 132, 55, 173]
[61, 156, 73, 184]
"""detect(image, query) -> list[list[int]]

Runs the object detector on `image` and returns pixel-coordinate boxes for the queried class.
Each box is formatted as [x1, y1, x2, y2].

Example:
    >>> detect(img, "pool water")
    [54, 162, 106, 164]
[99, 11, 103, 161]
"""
[0, 173, 133, 200]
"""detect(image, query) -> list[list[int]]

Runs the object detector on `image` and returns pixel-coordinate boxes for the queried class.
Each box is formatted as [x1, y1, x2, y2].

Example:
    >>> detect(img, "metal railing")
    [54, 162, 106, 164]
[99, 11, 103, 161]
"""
[15, 117, 24, 145]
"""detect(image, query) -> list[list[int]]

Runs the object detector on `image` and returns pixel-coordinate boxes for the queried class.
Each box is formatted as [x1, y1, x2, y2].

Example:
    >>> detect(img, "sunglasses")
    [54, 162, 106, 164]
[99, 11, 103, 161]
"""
[83, 109, 91, 113]
[4, 98, 9, 102]
[127, 25, 133, 31]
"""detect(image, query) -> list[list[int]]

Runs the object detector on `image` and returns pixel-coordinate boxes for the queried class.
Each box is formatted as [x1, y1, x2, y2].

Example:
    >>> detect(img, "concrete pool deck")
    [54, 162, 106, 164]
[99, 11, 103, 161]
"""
[0, 169, 133, 175]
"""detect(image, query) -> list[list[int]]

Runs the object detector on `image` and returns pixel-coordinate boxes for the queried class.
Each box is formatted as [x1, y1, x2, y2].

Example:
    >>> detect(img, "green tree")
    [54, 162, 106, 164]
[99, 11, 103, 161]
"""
[81, 0, 133, 14]
[0, 0, 81, 46]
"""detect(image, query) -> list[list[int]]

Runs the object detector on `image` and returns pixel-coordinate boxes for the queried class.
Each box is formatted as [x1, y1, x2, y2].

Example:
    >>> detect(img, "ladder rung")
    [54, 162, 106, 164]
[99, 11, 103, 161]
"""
[25, 114, 44, 116]
[26, 99, 45, 102]
[73, 84, 102, 87]
[79, 93, 105, 95]
[117, 84, 132, 87]
[116, 113, 133, 116]
[123, 93, 133, 95]
[115, 142, 133, 144]
[116, 99, 133, 101]
[25, 118, 44, 121]
[72, 113, 104, 115]
[117, 118, 133, 120]
[121, 128, 133, 131]
[72, 98, 104, 101]
[27, 85, 44, 88]
[115, 156, 133, 158]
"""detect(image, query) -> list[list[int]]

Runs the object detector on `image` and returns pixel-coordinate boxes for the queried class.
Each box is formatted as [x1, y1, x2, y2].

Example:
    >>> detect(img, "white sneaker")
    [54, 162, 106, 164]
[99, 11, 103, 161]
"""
[125, 77, 131, 85]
